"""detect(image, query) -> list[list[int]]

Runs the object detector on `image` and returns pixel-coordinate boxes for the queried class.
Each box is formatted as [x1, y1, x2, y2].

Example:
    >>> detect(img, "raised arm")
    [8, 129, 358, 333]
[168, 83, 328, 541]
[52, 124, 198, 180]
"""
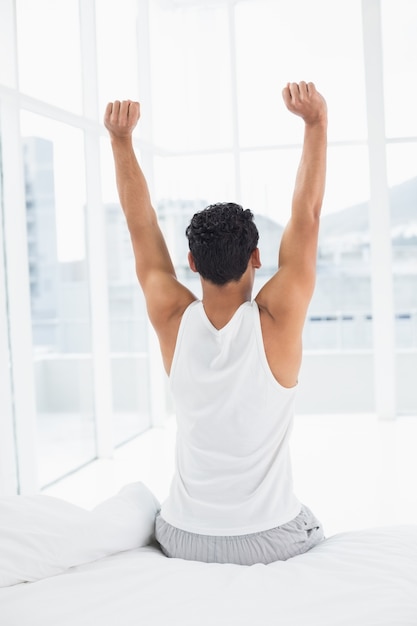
[104, 100, 175, 285]
[104, 100, 196, 370]
[278, 82, 327, 290]
[256, 82, 327, 316]
[255, 82, 327, 387]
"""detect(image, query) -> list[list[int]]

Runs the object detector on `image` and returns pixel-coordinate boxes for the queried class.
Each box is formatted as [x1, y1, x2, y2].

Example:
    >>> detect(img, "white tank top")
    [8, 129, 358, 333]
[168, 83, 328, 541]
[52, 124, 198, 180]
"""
[160, 300, 301, 536]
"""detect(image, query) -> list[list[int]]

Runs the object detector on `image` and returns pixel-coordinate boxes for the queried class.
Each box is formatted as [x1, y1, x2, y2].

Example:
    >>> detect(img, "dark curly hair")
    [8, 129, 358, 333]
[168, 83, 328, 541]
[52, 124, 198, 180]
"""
[185, 202, 259, 285]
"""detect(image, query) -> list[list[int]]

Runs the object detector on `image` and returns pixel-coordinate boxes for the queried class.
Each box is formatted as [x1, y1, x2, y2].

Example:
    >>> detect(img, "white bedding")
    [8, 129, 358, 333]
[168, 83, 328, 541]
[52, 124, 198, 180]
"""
[0, 482, 160, 586]
[0, 486, 416, 625]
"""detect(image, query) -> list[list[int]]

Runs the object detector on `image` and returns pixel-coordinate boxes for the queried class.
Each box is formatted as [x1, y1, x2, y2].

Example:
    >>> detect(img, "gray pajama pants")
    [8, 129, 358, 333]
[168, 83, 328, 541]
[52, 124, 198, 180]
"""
[155, 504, 324, 566]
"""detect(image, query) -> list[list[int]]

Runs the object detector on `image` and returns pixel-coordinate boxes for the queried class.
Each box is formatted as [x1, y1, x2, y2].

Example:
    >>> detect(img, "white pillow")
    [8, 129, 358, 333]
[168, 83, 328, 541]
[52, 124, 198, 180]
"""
[0, 482, 160, 587]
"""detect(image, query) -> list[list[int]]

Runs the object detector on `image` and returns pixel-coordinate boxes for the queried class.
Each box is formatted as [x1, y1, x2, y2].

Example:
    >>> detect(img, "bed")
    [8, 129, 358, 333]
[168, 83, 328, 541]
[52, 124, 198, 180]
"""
[1, 482, 416, 626]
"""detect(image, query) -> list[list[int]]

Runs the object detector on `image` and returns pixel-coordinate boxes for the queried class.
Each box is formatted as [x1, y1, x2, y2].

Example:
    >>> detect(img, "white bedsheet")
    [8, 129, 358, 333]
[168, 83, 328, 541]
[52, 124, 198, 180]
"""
[1, 525, 416, 626]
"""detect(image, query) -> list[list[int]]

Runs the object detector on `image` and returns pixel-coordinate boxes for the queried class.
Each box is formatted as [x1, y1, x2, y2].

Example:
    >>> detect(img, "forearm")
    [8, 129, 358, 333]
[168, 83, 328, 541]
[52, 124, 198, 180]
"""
[110, 135, 157, 232]
[292, 120, 327, 221]
[110, 135, 175, 279]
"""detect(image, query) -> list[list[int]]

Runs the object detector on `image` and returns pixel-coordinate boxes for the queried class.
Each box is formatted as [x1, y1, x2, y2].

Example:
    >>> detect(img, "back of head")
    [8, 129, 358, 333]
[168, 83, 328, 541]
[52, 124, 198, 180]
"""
[186, 202, 259, 285]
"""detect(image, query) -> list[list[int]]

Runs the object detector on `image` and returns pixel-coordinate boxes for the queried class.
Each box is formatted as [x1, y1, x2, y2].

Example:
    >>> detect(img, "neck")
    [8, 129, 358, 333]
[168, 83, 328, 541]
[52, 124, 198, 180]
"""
[200, 273, 253, 329]
[202, 281, 252, 305]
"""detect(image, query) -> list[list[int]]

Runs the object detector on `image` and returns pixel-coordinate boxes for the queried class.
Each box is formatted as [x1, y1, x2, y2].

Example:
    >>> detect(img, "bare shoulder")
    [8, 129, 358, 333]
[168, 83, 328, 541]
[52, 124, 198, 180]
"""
[255, 263, 313, 326]
[143, 272, 197, 374]
[255, 269, 312, 388]
[255, 298, 302, 389]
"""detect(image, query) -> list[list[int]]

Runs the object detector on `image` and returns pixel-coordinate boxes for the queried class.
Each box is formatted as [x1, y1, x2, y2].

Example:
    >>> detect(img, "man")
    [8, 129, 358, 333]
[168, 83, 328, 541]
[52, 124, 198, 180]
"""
[104, 81, 327, 565]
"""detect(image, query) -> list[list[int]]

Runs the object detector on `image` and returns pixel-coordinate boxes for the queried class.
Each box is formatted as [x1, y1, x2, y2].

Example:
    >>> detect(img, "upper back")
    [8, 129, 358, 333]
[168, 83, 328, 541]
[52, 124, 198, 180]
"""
[170, 300, 297, 434]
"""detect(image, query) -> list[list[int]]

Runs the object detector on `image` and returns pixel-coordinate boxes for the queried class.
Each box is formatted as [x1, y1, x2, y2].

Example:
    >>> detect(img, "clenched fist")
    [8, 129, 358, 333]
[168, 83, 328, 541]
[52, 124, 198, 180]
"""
[104, 100, 140, 139]
[282, 82, 327, 126]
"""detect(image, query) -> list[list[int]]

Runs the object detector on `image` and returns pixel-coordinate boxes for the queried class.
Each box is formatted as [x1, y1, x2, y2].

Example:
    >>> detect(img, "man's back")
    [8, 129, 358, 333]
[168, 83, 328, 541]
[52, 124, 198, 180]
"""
[160, 300, 300, 535]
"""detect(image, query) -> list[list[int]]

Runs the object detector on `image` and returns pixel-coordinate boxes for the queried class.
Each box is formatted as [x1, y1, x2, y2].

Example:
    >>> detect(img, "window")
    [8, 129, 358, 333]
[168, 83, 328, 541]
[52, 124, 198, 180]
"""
[0, 138, 19, 494]
[96, 0, 140, 115]
[100, 139, 152, 446]
[149, 1, 233, 151]
[381, 0, 417, 138]
[16, 0, 83, 113]
[235, 0, 367, 146]
[20, 112, 96, 486]
[381, 0, 417, 412]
